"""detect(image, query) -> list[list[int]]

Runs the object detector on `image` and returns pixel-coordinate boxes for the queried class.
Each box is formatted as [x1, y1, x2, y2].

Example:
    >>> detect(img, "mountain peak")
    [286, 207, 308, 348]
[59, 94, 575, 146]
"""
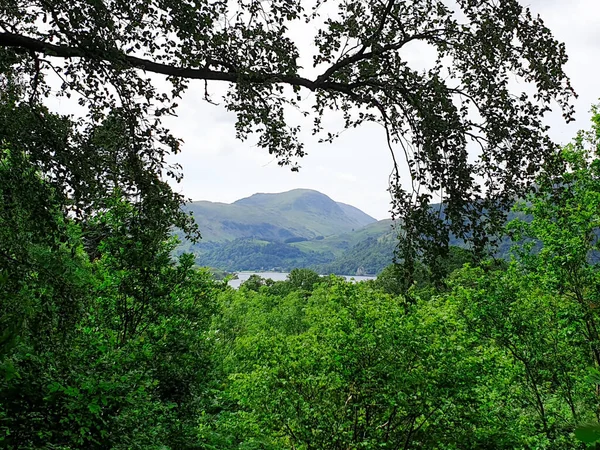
[234, 188, 330, 205]
[186, 189, 376, 242]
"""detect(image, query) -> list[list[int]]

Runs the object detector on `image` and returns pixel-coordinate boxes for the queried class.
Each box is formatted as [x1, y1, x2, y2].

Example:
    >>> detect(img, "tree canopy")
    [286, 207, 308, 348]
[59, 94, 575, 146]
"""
[0, 0, 576, 258]
[200, 108, 600, 449]
[4, 97, 600, 447]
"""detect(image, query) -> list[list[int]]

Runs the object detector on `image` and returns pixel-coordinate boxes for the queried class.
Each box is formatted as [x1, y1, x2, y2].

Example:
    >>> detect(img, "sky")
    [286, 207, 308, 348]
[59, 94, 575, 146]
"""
[163, 0, 600, 220]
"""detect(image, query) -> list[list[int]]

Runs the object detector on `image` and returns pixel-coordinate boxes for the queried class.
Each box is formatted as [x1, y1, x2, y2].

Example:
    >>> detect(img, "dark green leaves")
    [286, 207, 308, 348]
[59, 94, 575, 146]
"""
[0, 0, 576, 259]
[575, 425, 600, 445]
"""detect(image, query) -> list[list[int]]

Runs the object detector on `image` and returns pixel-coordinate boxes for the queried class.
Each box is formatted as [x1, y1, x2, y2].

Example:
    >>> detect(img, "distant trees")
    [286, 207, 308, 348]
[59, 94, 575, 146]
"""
[240, 274, 271, 292]
[241, 269, 322, 297]
[284, 237, 309, 244]
[287, 268, 322, 292]
[375, 245, 476, 296]
[317, 236, 395, 276]
[198, 239, 334, 272]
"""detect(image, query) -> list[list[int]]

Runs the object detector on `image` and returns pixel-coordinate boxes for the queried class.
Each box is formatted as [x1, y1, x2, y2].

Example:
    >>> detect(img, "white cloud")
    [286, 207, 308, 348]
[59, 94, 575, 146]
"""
[164, 1, 600, 220]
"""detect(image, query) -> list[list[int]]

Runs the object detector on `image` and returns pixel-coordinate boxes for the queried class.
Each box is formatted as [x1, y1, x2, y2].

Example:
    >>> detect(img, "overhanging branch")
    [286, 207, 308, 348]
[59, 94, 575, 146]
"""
[0, 32, 321, 91]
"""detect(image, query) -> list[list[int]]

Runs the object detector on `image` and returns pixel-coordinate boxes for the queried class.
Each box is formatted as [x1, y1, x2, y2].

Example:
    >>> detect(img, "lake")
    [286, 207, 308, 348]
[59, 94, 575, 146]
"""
[228, 271, 376, 289]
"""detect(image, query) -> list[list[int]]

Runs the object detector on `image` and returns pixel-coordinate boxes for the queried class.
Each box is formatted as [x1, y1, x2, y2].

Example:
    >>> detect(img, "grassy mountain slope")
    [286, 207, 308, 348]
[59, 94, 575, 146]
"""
[292, 219, 394, 254]
[184, 201, 300, 242]
[179, 189, 390, 274]
[182, 192, 520, 276]
[185, 189, 377, 242]
[335, 202, 379, 228]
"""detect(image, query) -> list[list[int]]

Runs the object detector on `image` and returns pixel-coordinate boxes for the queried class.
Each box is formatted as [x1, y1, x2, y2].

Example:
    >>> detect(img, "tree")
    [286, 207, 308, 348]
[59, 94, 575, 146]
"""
[447, 262, 593, 446]
[240, 273, 269, 292]
[507, 105, 600, 367]
[286, 268, 321, 292]
[0, 149, 220, 448]
[0, 145, 90, 359]
[207, 275, 555, 449]
[505, 105, 600, 446]
[375, 245, 476, 297]
[441, 106, 600, 448]
[87, 195, 220, 448]
[0, 0, 575, 258]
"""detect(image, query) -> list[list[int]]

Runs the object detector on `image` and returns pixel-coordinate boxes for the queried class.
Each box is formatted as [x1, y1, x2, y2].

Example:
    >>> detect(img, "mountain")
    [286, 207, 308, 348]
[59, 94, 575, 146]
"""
[179, 192, 527, 275]
[181, 191, 518, 276]
[184, 189, 377, 242]
[295, 219, 397, 275]
[336, 202, 380, 227]
[291, 219, 395, 258]
[176, 189, 395, 275]
[187, 219, 397, 276]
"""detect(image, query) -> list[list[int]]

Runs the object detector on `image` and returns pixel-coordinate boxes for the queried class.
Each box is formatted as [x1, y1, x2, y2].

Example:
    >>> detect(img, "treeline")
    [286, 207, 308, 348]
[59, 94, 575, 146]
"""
[314, 236, 396, 276]
[189, 236, 395, 275]
[3, 110, 600, 448]
[191, 239, 334, 272]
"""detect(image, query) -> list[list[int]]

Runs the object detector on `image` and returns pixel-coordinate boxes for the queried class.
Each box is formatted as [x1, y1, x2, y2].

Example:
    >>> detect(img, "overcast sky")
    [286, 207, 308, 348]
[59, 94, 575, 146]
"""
[165, 0, 600, 220]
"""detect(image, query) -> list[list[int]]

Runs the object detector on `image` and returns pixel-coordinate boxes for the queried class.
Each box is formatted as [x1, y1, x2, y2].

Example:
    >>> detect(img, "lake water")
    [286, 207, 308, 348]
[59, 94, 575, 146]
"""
[228, 271, 376, 289]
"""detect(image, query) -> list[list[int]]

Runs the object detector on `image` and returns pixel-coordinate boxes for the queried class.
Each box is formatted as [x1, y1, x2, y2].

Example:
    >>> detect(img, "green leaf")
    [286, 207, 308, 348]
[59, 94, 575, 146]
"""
[575, 424, 600, 444]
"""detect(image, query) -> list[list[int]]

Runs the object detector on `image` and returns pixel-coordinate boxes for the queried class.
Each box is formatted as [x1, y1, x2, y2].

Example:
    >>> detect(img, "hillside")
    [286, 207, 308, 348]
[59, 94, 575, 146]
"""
[178, 189, 395, 275]
[291, 219, 395, 257]
[184, 189, 377, 242]
[299, 220, 398, 275]
[189, 220, 397, 275]
[181, 191, 520, 276]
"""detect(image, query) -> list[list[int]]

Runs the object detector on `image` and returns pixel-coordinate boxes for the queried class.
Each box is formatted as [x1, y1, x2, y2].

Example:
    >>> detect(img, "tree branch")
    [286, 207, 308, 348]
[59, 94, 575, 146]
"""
[314, 29, 445, 85]
[0, 32, 321, 90]
[0, 30, 441, 101]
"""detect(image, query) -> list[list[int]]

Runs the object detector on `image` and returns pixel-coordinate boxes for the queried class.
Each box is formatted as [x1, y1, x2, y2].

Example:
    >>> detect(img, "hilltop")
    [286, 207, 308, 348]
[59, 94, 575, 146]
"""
[184, 189, 377, 243]
[179, 189, 395, 275]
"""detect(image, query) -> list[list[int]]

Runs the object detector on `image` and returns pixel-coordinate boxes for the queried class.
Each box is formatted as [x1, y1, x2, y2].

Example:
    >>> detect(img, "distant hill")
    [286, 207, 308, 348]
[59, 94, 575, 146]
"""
[186, 219, 398, 276]
[179, 191, 518, 276]
[330, 202, 377, 228]
[293, 219, 398, 275]
[291, 219, 395, 258]
[184, 189, 377, 242]
[176, 189, 396, 275]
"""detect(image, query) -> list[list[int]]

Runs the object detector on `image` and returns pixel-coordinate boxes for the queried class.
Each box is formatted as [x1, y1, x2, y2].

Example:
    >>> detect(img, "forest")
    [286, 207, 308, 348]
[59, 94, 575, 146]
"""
[2, 0, 600, 448]
[3, 113, 600, 448]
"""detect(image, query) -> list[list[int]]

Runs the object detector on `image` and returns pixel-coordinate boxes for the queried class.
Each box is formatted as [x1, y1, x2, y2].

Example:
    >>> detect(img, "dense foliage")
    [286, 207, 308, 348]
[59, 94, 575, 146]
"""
[315, 236, 396, 276]
[194, 110, 600, 449]
[2, 0, 599, 446]
[192, 239, 336, 273]
[0, 149, 222, 448]
[5, 109, 600, 448]
[189, 236, 396, 276]
[0, 0, 576, 260]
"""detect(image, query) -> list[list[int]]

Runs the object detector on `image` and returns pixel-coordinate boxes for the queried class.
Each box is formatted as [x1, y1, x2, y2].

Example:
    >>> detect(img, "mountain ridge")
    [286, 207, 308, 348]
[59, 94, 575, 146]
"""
[184, 189, 377, 243]
[179, 190, 519, 275]
[177, 189, 395, 275]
